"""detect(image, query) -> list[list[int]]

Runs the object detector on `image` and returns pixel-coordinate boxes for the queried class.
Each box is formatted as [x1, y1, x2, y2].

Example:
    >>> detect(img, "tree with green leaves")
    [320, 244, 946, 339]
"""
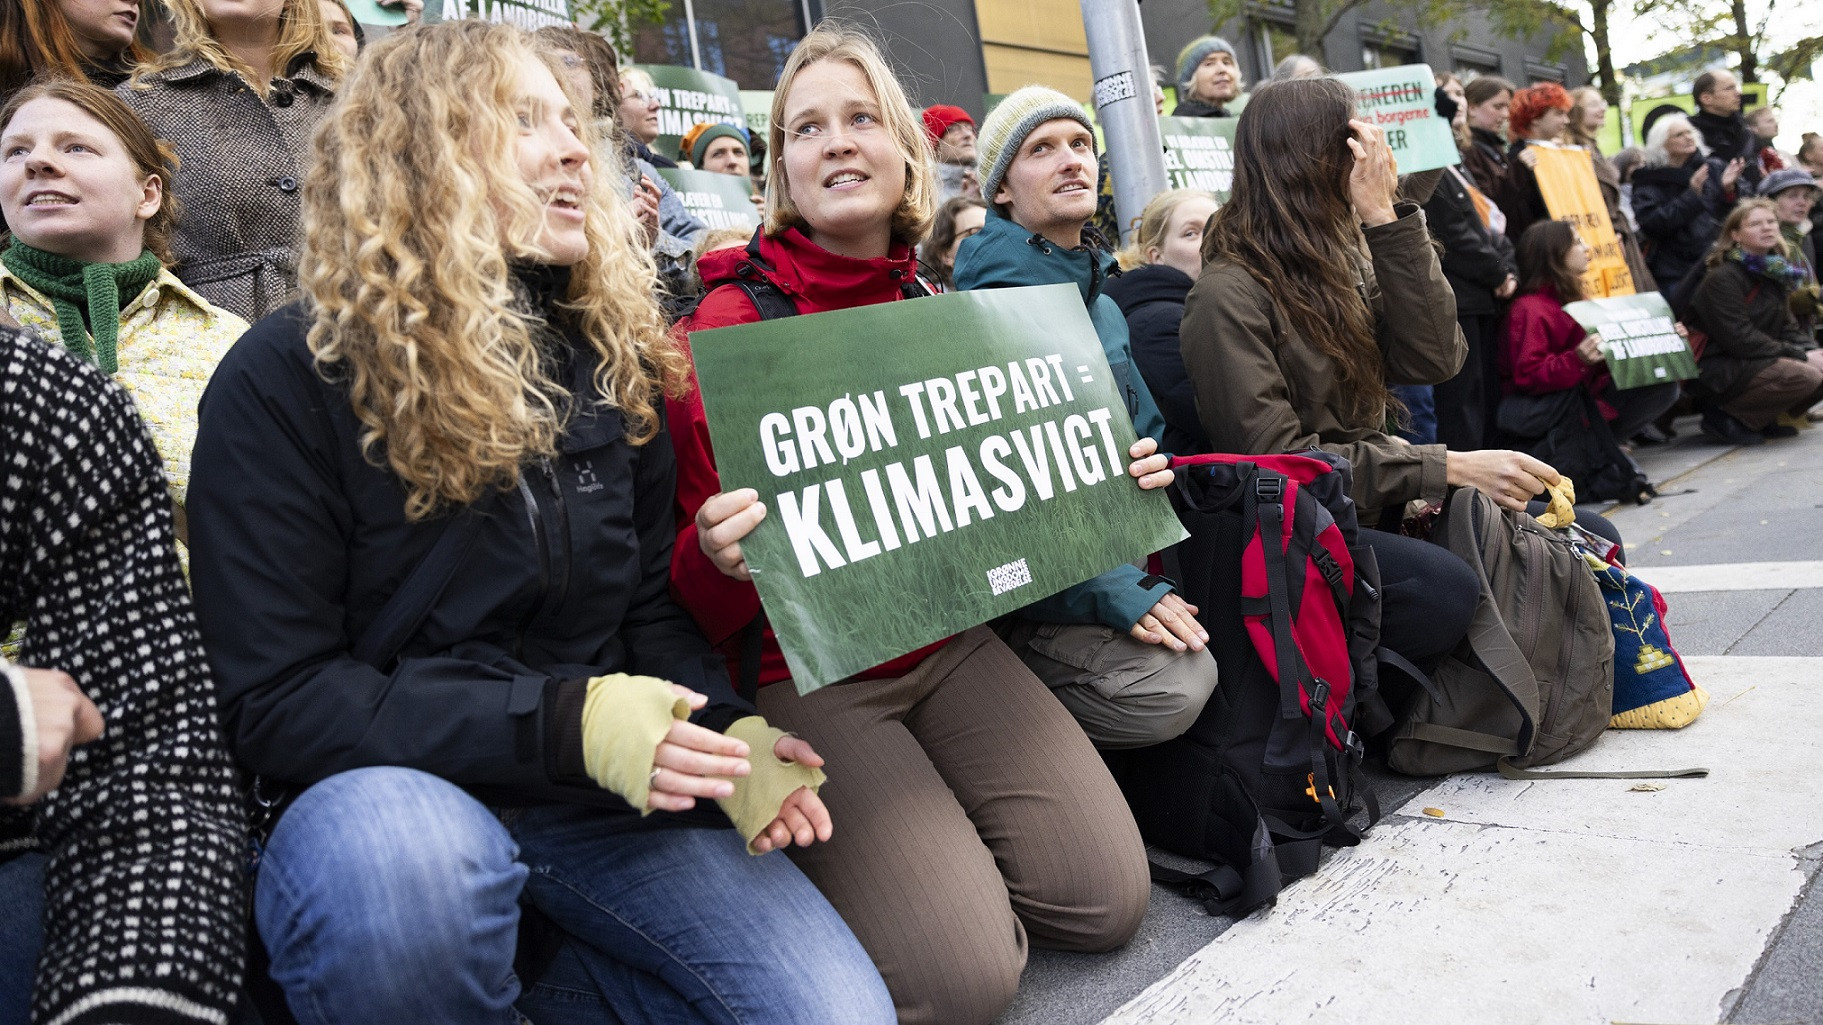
[568, 0, 669, 55]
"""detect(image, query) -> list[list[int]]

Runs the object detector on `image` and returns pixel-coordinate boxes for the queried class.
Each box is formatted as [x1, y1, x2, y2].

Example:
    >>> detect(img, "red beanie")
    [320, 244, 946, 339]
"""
[921, 104, 974, 148]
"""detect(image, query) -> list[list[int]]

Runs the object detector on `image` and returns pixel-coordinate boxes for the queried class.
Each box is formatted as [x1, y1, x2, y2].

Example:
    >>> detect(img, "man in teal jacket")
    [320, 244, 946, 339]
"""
[954, 85, 1217, 749]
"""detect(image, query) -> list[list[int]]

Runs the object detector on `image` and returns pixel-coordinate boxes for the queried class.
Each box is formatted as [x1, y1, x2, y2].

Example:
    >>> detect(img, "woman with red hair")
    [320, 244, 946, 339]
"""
[1503, 82, 1573, 241]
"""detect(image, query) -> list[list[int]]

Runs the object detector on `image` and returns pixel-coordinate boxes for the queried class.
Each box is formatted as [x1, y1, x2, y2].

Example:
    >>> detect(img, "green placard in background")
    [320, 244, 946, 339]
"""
[1335, 64, 1459, 175]
[689, 283, 1188, 692]
[345, 0, 408, 24]
[632, 65, 746, 164]
[1156, 115, 1237, 201]
[739, 90, 774, 139]
[656, 168, 761, 231]
[1563, 291, 1699, 389]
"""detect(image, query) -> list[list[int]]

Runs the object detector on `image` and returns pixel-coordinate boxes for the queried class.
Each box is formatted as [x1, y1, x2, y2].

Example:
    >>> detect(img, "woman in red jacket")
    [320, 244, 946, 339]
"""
[1500, 220, 1678, 501]
[667, 24, 1155, 1025]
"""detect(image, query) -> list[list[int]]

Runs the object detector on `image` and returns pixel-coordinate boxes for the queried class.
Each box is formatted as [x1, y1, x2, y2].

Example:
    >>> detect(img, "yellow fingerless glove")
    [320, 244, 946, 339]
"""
[716, 716, 828, 855]
[580, 673, 691, 814]
[1534, 476, 1577, 530]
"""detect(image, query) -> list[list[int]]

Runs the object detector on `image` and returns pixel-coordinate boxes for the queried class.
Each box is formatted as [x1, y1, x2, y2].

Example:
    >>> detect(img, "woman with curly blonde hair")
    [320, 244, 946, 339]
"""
[118, 0, 348, 322]
[186, 21, 892, 1024]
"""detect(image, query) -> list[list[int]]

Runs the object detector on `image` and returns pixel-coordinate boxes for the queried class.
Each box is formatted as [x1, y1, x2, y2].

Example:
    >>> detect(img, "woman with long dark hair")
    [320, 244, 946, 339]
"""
[1180, 76, 1560, 675]
[1498, 220, 1675, 501]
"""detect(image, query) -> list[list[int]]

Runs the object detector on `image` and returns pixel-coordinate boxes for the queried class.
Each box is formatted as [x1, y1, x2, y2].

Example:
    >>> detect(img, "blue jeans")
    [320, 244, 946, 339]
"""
[256, 767, 893, 1025]
[0, 852, 47, 1022]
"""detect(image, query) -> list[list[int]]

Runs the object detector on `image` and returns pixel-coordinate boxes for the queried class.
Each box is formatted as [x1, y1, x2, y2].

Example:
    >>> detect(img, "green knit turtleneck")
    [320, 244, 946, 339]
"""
[1, 241, 162, 373]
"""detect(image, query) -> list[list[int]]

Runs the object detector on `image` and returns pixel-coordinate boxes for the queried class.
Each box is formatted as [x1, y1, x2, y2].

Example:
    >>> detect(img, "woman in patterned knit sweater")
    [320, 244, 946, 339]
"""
[0, 78, 246, 529]
[0, 321, 245, 1025]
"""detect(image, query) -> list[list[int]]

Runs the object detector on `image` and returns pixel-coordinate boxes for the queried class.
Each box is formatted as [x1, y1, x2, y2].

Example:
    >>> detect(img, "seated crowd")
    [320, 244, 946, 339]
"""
[1, 8, 1818, 1025]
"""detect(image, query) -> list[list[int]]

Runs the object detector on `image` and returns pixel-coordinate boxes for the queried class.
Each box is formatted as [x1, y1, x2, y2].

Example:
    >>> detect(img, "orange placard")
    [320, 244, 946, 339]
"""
[1531, 143, 1635, 299]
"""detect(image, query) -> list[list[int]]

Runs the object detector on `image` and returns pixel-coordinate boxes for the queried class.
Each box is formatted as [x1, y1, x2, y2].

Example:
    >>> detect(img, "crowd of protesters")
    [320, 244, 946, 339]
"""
[1, 5, 1819, 1024]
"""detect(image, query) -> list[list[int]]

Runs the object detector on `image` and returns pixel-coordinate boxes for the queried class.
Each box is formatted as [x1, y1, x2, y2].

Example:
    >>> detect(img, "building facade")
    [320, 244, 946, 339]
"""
[631, 0, 1588, 118]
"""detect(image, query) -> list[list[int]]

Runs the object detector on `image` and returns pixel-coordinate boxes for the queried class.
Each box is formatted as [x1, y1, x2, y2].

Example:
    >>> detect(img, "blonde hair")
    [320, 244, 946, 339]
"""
[1566, 85, 1606, 151]
[1707, 197, 1789, 267]
[1115, 188, 1217, 271]
[300, 20, 684, 520]
[137, 0, 348, 90]
[764, 24, 935, 244]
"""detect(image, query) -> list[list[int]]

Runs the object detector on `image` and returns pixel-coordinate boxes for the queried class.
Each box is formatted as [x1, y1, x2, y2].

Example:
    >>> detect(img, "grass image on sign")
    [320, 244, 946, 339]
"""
[688, 283, 1188, 692]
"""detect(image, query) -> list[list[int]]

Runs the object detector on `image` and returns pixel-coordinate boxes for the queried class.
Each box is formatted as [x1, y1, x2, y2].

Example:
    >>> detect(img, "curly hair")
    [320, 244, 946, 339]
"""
[1201, 77, 1392, 427]
[1508, 82, 1571, 139]
[133, 0, 348, 90]
[300, 20, 685, 521]
[765, 23, 936, 245]
[0, 79, 183, 266]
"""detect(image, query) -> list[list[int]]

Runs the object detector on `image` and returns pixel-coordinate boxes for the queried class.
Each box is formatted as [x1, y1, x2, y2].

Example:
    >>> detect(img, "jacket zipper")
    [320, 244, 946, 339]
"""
[514, 473, 547, 659]
[539, 458, 573, 620]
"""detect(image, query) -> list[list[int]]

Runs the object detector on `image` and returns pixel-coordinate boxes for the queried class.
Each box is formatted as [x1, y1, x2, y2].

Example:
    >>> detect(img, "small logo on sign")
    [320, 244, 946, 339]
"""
[988, 558, 1034, 596]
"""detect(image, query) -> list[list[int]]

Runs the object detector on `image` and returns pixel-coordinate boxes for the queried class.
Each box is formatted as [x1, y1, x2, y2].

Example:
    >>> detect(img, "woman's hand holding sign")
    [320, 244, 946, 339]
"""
[698, 488, 766, 581]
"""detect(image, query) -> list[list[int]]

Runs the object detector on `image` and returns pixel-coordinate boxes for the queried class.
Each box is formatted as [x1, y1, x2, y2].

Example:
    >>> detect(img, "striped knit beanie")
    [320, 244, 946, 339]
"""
[976, 86, 1096, 214]
[679, 121, 749, 166]
[1175, 35, 1237, 91]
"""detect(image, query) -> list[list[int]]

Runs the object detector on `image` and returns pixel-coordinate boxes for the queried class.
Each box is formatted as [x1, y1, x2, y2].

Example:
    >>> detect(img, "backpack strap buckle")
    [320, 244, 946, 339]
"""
[1255, 475, 1283, 502]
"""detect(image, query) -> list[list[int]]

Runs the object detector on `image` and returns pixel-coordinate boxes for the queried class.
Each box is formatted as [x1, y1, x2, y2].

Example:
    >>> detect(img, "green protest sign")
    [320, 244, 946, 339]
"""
[1563, 291, 1698, 389]
[739, 90, 774, 139]
[656, 168, 760, 231]
[1335, 64, 1458, 175]
[632, 65, 746, 162]
[1157, 116, 1236, 200]
[689, 283, 1189, 692]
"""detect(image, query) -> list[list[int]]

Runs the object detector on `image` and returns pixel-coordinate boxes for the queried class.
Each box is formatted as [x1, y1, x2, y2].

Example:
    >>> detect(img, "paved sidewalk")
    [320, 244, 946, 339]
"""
[1000, 419, 1823, 1025]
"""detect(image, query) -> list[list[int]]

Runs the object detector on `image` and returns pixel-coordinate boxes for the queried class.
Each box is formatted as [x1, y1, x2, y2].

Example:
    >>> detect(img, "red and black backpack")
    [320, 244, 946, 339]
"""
[1111, 451, 1389, 916]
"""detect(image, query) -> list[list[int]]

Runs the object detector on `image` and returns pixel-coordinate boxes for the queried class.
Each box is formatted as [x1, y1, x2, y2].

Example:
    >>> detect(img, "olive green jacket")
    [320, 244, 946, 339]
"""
[1180, 203, 1465, 525]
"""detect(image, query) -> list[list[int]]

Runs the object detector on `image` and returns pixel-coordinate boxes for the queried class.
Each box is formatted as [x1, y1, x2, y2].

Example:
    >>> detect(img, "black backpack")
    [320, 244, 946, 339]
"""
[1110, 451, 1388, 918]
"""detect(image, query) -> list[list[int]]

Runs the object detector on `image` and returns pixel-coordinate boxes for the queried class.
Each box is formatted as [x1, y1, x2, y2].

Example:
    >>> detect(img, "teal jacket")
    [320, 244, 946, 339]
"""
[953, 212, 1174, 630]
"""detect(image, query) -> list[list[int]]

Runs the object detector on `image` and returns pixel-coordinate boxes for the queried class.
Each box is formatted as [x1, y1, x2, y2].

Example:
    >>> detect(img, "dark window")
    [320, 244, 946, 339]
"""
[633, 0, 807, 90]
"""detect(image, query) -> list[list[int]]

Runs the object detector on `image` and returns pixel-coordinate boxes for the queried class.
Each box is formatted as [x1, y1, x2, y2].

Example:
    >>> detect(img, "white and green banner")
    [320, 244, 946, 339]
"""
[632, 65, 746, 163]
[739, 90, 774, 140]
[1157, 116, 1237, 200]
[656, 168, 760, 231]
[1335, 64, 1459, 175]
[1563, 292, 1698, 389]
[689, 283, 1188, 692]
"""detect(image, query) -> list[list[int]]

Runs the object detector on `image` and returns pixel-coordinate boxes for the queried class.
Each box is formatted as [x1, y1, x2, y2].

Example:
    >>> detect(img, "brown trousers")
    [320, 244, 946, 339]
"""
[1721, 352, 1823, 428]
[756, 627, 1150, 1025]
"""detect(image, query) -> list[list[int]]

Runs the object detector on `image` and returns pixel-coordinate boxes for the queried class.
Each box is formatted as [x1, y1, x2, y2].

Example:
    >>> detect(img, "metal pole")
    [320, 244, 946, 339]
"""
[683, 0, 702, 70]
[1080, 0, 1167, 246]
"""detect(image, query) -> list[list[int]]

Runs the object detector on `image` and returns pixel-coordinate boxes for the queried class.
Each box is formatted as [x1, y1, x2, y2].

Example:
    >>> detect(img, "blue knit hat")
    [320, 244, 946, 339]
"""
[1176, 35, 1237, 90]
[975, 86, 1097, 215]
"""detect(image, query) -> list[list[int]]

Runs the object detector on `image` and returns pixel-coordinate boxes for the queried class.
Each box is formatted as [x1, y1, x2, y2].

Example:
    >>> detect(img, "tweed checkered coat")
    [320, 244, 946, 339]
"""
[1, 327, 244, 1024]
[118, 56, 336, 324]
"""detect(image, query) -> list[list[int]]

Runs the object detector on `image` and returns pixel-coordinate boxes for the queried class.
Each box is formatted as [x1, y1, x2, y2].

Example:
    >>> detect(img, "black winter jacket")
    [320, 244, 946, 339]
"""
[1687, 259, 1810, 401]
[1688, 109, 1765, 191]
[1170, 97, 1231, 118]
[1422, 166, 1515, 317]
[1631, 156, 1729, 296]
[1103, 262, 1209, 453]
[188, 276, 746, 817]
